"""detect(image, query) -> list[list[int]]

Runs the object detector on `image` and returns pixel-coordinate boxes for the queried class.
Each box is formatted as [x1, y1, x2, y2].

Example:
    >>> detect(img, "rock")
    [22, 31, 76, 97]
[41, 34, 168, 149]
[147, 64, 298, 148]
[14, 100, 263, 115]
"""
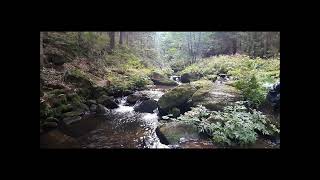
[180, 72, 202, 83]
[50, 94, 67, 107]
[155, 122, 200, 145]
[158, 84, 197, 115]
[40, 130, 80, 148]
[62, 111, 84, 118]
[134, 99, 158, 113]
[62, 116, 82, 126]
[150, 72, 178, 86]
[127, 94, 140, 104]
[42, 121, 58, 129]
[73, 103, 89, 112]
[169, 107, 180, 118]
[64, 70, 93, 89]
[191, 83, 241, 111]
[46, 117, 59, 123]
[90, 87, 108, 99]
[86, 100, 97, 106]
[206, 75, 218, 82]
[47, 54, 66, 65]
[266, 82, 280, 112]
[90, 104, 97, 112]
[97, 95, 119, 109]
[96, 104, 106, 114]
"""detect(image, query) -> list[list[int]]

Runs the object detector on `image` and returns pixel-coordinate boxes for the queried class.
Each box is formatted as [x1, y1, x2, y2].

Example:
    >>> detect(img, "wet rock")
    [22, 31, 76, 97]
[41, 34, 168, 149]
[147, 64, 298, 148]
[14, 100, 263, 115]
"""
[40, 130, 80, 148]
[158, 84, 197, 115]
[62, 116, 82, 126]
[46, 117, 59, 123]
[62, 111, 84, 118]
[127, 94, 140, 104]
[180, 72, 202, 83]
[150, 72, 178, 86]
[90, 104, 97, 112]
[266, 82, 280, 113]
[156, 122, 199, 145]
[134, 99, 158, 113]
[42, 121, 58, 129]
[97, 95, 119, 109]
[169, 107, 180, 118]
[96, 104, 106, 114]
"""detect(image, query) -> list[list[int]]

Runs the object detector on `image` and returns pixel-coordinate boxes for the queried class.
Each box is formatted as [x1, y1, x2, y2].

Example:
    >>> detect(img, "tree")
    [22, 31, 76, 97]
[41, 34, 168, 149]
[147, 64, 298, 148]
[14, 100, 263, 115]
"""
[40, 32, 44, 68]
[119, 32, 125, 45]
[108, 32, 115, 51]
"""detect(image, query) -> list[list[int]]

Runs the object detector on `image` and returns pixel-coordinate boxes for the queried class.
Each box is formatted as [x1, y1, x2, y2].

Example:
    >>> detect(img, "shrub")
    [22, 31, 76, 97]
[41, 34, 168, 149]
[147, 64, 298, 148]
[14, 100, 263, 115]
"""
[174, 103, 279, 146]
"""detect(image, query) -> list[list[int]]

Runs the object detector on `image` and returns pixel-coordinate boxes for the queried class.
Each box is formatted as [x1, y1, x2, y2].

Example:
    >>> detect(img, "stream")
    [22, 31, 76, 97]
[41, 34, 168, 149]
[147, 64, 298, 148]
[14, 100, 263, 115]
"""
[42, 75, 279, 149]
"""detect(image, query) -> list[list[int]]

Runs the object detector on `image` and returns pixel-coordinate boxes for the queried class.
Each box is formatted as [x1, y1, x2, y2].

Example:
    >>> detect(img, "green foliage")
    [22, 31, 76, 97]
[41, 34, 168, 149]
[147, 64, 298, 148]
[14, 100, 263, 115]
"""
[233, 75, 266, 108]
[173, 103, 279, 146]
[180, 55, 279, 107]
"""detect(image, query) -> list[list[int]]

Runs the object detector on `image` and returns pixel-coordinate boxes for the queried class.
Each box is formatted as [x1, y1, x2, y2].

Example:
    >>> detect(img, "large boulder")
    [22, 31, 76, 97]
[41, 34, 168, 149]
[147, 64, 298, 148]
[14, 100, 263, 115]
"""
[158, 84, 197, 115]
[64, 69, 94, 89]
[155, 121, 199, 145]
[150, 72, 178, 86]
[180, 72, 202, 83]
[191, 82, 241, 111]
[97, 95, 119, 109]
[134, 99, 158, 113]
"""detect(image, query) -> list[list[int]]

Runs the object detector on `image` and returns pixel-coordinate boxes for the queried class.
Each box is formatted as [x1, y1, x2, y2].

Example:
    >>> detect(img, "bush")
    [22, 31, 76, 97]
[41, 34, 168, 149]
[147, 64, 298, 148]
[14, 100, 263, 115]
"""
[173, 103, 279, 146]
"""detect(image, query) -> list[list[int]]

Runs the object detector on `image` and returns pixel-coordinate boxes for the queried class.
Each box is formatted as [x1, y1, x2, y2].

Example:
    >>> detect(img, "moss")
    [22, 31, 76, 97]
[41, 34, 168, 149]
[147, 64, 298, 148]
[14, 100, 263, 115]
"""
[64, 69, 94, 89]
[158, 84, 197, 111]
[191, 80, 213, 90]
[191, 87, 211, 102]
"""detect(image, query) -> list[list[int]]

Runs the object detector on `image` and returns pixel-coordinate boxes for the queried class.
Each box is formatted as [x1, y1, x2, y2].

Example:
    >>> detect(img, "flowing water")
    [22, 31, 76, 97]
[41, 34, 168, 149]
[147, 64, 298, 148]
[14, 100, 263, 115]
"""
[66, 85, 172, 149]
[41, 76, 279, 149]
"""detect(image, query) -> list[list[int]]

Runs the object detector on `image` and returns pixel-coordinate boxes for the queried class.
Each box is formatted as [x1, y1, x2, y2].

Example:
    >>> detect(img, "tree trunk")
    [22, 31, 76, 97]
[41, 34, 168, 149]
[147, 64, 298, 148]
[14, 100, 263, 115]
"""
[108, 32, 115, 51]
[126, 32, 129, 46]
[40, 32, 44, 68]
[119, 32, 124, 45]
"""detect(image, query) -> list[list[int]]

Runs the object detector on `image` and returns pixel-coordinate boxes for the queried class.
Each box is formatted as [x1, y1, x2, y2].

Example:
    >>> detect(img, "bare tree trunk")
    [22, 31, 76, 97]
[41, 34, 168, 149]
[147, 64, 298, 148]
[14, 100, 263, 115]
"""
[126, 32, 129, 46]
[108, 32, 115, 51]
[40, 32, 44, 68]
[119, 32, 124, 45]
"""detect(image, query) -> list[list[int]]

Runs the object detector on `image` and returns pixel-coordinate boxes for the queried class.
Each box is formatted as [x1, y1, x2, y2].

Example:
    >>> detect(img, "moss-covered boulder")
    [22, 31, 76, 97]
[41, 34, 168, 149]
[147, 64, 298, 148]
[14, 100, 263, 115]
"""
[150, 72, 178, 86]
[191, 83, 242, 111]
[157, 84, 197, 115]
[180, 72, 202, 83]
[64, 69, 94, 89]
[155, 121, 199, 145]
[205, 75, 218, 82]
